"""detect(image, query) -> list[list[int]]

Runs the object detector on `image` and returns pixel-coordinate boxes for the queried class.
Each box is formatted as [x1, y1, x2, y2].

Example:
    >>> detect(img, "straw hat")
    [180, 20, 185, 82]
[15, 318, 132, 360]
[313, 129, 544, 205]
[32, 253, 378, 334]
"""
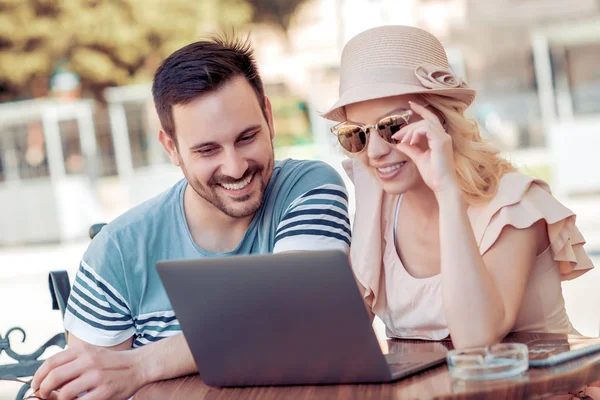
[322, 25, 476, 122]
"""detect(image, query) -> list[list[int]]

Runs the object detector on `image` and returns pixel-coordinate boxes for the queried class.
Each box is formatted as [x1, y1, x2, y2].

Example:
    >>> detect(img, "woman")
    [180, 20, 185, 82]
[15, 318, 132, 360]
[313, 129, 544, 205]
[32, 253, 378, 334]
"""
[322, 26, 595, 350]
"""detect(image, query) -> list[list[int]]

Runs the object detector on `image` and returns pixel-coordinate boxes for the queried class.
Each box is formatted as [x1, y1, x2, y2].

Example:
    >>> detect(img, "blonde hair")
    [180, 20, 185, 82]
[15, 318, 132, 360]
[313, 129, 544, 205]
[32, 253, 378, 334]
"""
[420, 94, 515, 204]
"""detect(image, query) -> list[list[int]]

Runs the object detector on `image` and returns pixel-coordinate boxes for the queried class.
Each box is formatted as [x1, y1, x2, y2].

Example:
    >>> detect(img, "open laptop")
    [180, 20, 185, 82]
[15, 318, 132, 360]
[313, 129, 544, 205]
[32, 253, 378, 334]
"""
[156, 250, 447, 387]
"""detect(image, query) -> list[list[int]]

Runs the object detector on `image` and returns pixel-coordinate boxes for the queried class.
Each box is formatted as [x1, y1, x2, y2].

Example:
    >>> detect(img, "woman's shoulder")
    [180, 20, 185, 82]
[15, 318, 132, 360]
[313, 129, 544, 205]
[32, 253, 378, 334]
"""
[469, 171, 594, 279]
[468, 171, 556, 222]
[477, 171, 551, 210]
[469, 171, 565, 243]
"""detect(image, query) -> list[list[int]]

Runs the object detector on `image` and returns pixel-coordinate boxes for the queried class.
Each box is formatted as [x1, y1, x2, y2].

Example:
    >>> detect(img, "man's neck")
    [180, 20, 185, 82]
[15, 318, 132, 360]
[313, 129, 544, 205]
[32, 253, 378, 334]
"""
[183, 185, 255, 253]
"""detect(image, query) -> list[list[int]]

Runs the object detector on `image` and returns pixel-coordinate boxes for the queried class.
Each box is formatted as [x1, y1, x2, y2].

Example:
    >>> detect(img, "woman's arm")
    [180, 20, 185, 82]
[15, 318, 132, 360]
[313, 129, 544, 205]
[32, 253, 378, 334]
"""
[394, 101, 545, 349]
[437, 186, 543, 348]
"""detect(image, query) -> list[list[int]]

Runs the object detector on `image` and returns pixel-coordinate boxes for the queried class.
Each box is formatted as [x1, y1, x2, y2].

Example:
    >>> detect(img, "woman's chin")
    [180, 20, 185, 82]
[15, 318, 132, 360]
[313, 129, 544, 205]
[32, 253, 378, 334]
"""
[379, 177, 414, 195]
[377, 167, 418, 195]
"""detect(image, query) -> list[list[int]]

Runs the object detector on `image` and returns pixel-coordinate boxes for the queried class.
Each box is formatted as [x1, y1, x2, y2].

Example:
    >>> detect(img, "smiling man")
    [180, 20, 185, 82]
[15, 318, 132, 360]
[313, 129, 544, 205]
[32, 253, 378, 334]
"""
[31, 37, 350, 400]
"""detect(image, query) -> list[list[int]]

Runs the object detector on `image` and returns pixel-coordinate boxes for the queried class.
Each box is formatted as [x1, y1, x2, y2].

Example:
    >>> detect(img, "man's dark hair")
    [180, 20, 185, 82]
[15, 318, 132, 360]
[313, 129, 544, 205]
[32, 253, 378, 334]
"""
[152, 35, 266, 143]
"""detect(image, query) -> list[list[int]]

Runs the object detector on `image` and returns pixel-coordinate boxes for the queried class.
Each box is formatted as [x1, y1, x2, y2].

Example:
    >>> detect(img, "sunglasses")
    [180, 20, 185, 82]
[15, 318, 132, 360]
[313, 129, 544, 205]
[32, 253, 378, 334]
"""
[331, 109, 413, 154]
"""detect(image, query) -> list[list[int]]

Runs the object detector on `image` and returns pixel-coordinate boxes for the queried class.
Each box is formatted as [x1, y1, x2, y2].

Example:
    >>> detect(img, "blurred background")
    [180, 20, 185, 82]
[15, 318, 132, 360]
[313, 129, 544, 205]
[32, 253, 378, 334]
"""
[1, 0, 599, 397]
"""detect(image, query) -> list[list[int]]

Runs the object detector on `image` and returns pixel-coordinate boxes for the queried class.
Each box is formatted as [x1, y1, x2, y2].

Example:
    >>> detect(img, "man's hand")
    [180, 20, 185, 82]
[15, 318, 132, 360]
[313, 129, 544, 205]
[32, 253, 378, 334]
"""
[31, 335, 144, 400]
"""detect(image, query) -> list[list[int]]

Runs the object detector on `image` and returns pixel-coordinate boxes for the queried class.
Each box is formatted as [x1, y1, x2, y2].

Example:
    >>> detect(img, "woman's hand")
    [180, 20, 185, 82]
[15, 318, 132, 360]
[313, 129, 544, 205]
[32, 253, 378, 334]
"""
[392, 101, 459, 197]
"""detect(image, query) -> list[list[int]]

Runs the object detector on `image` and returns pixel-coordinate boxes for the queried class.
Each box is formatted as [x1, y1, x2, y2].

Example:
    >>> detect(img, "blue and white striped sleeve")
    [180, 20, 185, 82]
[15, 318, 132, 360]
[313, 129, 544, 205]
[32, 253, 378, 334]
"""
[63, 232, 135, 347]
[273, 183, 351, 253]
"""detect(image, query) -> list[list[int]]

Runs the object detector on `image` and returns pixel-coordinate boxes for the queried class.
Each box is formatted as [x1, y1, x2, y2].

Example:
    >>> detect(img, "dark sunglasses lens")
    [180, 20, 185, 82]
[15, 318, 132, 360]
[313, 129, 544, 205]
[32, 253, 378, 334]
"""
[337, 125, 366, 153]
[377, 115, 408, 144]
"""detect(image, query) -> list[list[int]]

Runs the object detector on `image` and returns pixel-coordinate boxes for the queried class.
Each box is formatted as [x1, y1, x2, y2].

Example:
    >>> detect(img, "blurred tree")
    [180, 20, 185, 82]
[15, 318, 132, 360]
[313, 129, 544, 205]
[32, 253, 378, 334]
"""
[0, 0, 251, 101]
[0, 0, 310, 102]
[242, 0, 310, 31]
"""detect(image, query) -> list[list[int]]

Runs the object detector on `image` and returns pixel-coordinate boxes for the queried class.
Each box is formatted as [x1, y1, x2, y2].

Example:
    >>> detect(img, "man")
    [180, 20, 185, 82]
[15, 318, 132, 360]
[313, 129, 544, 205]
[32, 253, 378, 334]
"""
[31, 36, 350, 400]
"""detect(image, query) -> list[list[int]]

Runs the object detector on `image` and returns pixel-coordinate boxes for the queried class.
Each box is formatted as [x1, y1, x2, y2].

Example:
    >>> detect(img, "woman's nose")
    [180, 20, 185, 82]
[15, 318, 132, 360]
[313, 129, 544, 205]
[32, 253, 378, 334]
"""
[367, 129, 391, 160]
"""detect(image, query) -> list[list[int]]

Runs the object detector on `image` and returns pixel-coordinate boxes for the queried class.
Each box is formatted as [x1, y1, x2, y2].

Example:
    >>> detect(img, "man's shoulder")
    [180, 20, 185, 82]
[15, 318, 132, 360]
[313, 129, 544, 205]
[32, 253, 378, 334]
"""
[101, 179, 185, 240]
[266, 159, 348, 214]
[274, 158, 345, 187]
[266, 159, 351, 253]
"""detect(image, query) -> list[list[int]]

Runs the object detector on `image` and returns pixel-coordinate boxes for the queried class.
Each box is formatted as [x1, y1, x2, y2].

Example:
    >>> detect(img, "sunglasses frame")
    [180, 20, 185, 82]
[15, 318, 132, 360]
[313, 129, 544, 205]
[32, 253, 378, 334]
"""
[330, 109, 413, 154]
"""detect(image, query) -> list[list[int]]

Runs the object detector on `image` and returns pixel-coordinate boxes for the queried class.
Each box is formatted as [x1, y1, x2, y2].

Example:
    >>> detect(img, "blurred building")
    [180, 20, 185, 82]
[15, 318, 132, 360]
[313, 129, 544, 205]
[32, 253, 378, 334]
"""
[1, 0, 599, 245]
[252, 0, 600, 194]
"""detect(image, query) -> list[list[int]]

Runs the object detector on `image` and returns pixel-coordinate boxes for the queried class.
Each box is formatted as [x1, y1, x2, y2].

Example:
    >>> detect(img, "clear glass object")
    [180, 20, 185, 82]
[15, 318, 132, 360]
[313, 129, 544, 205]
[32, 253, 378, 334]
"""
[447, 343, 529, 380]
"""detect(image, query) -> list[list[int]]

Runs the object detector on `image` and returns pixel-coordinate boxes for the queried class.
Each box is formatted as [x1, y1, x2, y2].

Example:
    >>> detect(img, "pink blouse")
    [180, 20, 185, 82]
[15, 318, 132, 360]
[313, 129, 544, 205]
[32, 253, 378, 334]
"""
[343, 159, 595, 340]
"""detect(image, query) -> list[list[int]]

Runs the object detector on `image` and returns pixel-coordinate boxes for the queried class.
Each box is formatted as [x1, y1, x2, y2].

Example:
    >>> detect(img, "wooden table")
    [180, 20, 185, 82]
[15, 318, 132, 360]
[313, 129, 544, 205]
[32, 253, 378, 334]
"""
[135, 332, 600, 399]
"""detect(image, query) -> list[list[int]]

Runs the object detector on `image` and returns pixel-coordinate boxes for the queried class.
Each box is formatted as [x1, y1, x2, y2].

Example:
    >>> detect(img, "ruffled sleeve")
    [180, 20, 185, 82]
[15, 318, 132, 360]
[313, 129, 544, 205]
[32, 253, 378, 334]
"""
[342, 158, 386, 309]
[469, 172, 594, 280]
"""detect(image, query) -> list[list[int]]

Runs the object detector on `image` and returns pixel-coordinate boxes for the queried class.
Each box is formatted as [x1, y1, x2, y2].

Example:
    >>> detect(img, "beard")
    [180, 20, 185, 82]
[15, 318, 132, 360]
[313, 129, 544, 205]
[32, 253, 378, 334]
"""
[181, 158, 273, 219]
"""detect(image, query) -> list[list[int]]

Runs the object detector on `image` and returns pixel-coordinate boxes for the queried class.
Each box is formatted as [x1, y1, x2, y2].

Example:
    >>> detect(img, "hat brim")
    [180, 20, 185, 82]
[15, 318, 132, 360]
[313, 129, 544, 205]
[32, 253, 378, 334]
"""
[320, 83, 476, 122]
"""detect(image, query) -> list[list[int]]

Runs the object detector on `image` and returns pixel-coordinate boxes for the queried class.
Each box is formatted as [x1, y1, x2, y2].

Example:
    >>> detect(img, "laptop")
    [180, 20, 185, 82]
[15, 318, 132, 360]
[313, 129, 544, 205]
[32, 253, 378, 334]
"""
[157, 250, 447, 387]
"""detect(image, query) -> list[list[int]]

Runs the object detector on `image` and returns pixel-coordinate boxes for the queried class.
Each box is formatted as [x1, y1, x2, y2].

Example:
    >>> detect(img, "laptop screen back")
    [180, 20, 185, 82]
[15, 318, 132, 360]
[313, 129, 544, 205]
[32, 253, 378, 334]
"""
[157, 250, 391, 386]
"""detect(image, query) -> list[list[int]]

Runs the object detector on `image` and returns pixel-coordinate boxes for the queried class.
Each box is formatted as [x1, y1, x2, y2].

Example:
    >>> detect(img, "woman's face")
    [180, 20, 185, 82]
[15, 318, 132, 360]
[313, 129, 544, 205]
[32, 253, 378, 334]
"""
[345, 94, 427, 195]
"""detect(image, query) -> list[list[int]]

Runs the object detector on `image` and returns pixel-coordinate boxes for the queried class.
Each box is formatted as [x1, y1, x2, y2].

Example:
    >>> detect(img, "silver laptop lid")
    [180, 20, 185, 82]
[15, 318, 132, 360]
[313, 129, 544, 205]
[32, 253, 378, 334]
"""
[156, 250, 392, 386]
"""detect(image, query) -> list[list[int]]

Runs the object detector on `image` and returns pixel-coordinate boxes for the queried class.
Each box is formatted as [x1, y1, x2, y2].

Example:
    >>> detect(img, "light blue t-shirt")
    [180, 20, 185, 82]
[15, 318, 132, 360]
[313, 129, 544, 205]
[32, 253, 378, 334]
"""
[64, 159, 351, 348]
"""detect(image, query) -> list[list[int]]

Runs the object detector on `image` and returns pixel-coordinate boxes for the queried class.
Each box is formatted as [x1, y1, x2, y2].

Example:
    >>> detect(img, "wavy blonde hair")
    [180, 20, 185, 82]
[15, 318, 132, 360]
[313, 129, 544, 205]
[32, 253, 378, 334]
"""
[420, 94, 515, 204]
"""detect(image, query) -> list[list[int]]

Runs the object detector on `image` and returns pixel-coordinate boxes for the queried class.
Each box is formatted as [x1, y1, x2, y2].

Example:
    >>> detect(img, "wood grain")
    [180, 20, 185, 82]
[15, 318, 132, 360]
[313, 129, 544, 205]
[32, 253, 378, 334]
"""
[135, 332, 600, 400]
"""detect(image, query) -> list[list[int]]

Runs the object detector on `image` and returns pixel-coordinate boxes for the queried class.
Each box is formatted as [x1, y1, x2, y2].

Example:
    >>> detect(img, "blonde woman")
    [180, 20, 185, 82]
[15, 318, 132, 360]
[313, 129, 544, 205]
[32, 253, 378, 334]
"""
[322, 26, 595, 351]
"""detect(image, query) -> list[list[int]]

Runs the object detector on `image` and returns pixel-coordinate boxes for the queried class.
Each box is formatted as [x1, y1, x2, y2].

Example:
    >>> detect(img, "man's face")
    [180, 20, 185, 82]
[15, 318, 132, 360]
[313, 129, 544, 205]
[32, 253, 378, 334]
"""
[160, 75, 275, 219]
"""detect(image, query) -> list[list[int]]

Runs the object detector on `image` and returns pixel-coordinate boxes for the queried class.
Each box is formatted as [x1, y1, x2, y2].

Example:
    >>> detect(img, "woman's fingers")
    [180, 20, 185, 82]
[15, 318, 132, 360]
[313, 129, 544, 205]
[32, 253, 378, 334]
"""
[408, 101, 442, 126]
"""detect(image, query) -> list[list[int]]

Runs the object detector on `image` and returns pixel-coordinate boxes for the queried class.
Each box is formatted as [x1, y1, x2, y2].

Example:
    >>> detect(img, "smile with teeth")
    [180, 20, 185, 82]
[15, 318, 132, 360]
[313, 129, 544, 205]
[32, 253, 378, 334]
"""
[377, 161, 407, 174]
[220, 173, 254, 191]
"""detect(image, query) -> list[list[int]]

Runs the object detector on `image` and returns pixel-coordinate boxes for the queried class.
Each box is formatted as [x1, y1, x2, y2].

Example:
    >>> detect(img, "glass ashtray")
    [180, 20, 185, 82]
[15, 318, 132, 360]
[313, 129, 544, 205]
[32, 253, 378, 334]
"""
[447, 343, 528, 380]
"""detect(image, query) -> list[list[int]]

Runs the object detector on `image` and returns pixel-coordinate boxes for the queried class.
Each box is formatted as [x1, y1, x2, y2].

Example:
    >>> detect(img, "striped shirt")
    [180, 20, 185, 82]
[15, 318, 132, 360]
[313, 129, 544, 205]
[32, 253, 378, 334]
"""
[63, 159, 351, 348]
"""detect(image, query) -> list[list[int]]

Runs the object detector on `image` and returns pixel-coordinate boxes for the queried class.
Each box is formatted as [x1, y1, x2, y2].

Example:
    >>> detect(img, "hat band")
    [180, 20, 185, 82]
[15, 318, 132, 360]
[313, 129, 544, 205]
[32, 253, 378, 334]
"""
[340, 64, 464, 95]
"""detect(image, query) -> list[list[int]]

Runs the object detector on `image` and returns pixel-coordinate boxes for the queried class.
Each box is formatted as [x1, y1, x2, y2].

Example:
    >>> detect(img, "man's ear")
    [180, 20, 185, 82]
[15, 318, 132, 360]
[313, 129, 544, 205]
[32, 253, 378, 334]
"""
[158, 129, 181, 167]
[264, 95, 275, 139]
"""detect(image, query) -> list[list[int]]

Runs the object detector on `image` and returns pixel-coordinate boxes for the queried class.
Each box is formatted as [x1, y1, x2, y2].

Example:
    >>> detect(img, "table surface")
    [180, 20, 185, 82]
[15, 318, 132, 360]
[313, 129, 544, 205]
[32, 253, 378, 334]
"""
[135, 332, 600, 400]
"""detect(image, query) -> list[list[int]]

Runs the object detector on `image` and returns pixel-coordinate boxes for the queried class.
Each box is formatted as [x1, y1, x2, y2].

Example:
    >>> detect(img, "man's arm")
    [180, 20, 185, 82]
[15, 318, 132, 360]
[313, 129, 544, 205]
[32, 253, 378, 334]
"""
[32, 228, 145, 400]
[134, 334, 196, 382]
[273, 161, 351, 254]
[32, 333, 196, 400]
[32, 334, 134, 399]
[33, 162, 352, 399]
[69, 332, 134, 350]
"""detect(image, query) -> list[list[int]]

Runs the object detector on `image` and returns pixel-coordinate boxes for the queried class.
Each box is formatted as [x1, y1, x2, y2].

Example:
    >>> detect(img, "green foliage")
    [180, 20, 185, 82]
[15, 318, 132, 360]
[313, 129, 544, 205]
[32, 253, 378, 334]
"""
[0, 0, 252, 100]
[0, 0, 310, 101]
